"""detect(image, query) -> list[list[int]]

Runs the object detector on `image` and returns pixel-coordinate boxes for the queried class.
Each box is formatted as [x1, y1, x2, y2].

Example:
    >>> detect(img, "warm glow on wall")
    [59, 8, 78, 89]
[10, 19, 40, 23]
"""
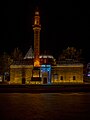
[34, 60, 40, 67]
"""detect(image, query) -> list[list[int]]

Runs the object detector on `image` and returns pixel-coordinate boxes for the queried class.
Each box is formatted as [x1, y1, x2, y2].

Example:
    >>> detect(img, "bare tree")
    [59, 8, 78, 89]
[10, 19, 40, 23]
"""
[11, 47, 23, 61]
[59, 47, 82, 61]
[0, 52, 13, 82]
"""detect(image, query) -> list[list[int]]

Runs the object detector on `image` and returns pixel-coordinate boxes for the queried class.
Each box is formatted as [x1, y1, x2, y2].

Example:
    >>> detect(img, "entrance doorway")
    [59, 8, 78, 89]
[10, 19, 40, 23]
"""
[40, 65, 51, 84]
[22, 78, 25, 84]
[43, 77, 47, 84]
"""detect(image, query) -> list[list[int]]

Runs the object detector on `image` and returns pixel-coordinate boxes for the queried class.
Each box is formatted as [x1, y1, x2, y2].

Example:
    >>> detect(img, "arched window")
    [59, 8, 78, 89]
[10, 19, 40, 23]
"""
[73, 76, 76, 80]
[60, 76, 63, 80]
[54, 74, 58, 80]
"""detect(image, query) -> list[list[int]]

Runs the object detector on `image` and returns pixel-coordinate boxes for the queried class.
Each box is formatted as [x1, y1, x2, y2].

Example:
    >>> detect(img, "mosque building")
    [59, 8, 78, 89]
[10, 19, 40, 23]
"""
[10, 9, 83, 84]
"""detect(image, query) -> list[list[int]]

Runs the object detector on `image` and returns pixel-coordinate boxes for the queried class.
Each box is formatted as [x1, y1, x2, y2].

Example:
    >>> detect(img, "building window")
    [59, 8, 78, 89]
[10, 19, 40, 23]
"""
[60, 76, 63, 80]
[73, 76, 76, 80]
[54, 74, 58, 80]
[44, 59, 46, 63]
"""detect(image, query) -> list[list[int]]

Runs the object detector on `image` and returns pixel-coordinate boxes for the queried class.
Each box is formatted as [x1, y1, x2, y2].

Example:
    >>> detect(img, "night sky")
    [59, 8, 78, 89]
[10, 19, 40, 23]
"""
[4, 0, 90, 62]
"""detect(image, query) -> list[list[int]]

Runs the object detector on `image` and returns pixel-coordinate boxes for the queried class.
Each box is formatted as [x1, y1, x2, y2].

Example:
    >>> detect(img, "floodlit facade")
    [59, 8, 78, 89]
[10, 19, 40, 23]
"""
[10, 9, 83, 84]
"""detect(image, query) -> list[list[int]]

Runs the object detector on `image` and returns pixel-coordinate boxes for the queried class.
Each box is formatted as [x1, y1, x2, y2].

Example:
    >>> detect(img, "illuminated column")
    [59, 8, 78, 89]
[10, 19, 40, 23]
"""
[33, 10, 41, 67]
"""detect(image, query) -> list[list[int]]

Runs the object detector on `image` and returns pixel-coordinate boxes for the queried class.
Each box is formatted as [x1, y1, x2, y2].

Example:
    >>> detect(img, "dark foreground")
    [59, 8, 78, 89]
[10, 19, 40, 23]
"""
[1, 92, 90, 120]
[0, 83, 90, 93]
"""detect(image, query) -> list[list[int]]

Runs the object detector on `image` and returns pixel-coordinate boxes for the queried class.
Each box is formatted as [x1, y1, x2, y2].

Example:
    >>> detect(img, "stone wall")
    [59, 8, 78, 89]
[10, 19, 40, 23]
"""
[10, 65, 33, 84]
[10, 64, 83, 84]
[51, 64, 83, 83]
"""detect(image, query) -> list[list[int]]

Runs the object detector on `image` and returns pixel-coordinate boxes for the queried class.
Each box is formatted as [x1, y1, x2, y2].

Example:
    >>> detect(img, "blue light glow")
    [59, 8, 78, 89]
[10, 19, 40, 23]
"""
[40, 64, 51, 84]
[87, 71, 90, 77]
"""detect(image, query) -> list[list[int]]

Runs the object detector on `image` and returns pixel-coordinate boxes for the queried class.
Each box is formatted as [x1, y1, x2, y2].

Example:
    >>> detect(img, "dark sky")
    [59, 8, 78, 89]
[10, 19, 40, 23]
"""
[4, 0, 90, 62]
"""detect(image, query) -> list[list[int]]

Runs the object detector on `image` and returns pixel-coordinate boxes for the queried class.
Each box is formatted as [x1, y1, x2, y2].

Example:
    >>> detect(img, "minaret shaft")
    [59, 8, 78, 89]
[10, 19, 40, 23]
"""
[33, 10, 41, 67]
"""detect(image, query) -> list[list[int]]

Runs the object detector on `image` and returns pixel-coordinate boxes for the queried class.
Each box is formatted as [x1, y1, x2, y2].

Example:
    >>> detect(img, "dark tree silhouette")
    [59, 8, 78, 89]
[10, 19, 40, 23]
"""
[58, 47, 83, 62]
[11, 47, 23, 61]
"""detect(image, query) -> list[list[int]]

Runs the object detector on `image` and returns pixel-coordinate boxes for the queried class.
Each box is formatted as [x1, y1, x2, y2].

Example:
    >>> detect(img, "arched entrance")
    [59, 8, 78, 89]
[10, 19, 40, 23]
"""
[43, 77, 47, 84]
[40, 65, 51, 84]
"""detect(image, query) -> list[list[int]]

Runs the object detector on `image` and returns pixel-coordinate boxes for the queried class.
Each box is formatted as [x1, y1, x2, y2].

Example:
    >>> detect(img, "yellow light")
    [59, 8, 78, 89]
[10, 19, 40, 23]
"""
[35, 11, 39, 15]
[34, 60, 40, 67]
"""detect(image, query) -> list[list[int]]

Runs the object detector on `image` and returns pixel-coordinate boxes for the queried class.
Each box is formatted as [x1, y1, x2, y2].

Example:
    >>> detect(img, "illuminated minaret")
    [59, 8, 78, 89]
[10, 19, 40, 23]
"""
[33, 9, 41, 67]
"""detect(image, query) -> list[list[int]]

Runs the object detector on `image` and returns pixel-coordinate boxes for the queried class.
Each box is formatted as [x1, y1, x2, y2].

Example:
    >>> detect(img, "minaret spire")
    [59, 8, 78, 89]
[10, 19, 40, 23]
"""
[33, 8, 41, 67]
